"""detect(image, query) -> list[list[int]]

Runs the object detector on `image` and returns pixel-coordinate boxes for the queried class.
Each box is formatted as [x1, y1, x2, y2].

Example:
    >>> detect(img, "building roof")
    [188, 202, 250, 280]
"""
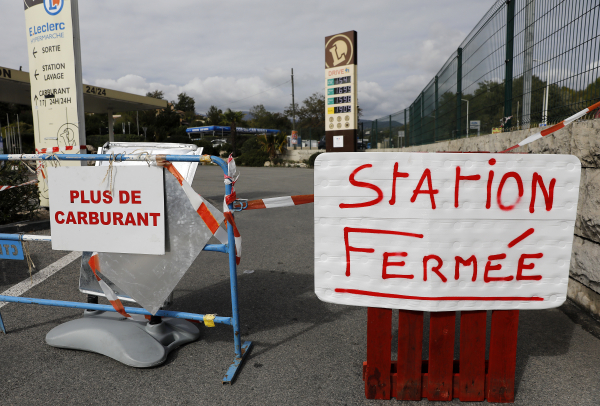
[0, 65, 167, 113]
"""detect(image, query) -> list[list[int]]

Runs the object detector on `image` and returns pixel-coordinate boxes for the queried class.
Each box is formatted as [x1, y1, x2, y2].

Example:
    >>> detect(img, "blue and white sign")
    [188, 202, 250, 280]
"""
[0, 240, 25, 261]
[44, 0, 65, 16]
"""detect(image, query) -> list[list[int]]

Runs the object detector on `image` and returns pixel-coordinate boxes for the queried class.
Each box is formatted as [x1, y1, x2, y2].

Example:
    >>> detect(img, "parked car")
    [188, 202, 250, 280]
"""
[318, 136, 326, 150]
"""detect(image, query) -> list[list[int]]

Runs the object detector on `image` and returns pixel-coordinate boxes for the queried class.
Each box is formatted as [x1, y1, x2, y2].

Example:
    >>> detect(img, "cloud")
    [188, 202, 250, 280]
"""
[1, 0, 497, 120]
[93, 74, 293, 114]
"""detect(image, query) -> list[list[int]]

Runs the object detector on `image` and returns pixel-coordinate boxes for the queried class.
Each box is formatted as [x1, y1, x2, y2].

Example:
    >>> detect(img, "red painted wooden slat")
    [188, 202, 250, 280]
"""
[427, 312, 456, 401]
[459, 311, 487, 401]
[396, 310, 424, 400]
[365, 307, 392, 399]
[487, 310, 519, 403]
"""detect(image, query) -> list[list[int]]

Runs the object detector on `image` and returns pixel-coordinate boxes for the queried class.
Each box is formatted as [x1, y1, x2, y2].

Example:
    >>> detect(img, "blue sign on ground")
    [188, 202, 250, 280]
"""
[0, 239, 24, 260]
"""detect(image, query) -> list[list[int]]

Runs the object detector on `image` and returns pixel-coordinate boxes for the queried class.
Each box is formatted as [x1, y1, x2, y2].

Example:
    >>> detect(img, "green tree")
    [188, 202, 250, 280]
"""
[220, 108, 245, 125]
[258, 132, 287, 161]
[284, 92, 325, 129]
[175, 92, 195, 112]
[249, 104, 292, 130]
[146, 90, 164, 99]
[206, 105, 223, 125]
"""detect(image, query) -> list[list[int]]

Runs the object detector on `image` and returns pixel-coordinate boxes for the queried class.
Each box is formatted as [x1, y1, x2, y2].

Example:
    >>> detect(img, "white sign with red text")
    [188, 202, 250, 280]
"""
[314, 152, 581, 311]
[48, 166, 165, 255]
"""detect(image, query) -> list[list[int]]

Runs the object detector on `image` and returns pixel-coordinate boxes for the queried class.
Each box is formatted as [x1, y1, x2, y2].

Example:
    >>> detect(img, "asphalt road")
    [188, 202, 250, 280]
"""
[1, 165, 599, 405]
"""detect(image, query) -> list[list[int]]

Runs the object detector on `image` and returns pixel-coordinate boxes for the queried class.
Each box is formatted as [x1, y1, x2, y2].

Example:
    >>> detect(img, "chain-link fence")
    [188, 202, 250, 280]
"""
[368, 0, 600, 149]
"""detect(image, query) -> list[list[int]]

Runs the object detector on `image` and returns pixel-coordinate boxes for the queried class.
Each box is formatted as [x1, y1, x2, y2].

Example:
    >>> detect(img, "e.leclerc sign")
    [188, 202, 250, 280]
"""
[24, 0, 86, 206]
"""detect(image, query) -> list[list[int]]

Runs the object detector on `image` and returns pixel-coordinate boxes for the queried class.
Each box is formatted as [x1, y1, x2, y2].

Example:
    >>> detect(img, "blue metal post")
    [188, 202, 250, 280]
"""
[210, 156, 252, 384]
[225, 180, 242, 358]
[0, 295, 233, 325]
[0, 311, 6, 334]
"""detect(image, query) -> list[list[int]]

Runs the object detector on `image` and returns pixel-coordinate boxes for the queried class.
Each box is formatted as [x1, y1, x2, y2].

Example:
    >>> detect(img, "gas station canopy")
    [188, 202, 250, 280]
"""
[186, 125, 280, 135]
[0, 65, 167, 113]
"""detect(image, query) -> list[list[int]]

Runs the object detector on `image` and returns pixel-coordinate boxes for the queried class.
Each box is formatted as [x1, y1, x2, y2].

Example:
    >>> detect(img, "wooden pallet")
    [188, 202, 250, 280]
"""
[363, 308, 519, 403]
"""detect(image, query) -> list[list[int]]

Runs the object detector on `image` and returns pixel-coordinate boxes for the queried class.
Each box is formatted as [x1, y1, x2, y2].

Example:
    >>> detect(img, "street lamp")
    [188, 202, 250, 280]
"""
[461, 99, 469, 137]
[534, 59, 550, 126]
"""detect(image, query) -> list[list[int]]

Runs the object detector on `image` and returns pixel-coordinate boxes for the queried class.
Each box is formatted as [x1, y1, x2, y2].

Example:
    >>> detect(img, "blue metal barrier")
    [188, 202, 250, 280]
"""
[0, 154, 252, 383]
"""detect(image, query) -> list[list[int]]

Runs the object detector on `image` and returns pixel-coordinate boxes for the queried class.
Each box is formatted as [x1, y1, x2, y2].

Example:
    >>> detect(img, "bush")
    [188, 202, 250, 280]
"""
[240, 136, 261, 154]
[168, 134, 192, 144]
[0, 162, 40, 225]
[221, 143, 233, 157]
[192, 139, 216, 156]
[237, 149, 269, 167]
[308, 152, 323, 168]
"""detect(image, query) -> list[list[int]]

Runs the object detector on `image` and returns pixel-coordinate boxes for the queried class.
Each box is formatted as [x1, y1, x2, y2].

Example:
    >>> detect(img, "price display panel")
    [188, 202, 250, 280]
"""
[327, 76, 351, 86]
[327, 96, 352, 105]
[333, 106, 352, 114]
[327, 86, 352, 95]
[325, 65, 357, 132]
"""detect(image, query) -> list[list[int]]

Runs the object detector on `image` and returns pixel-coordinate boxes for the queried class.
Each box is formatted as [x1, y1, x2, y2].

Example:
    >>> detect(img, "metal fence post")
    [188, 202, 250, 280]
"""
[522, 0, 536, 129]
[420, 92, 424, 143]
[504, 0, 516, 131]
[456, 47, 463, 138]
[434, 76, 439, 143]
[389, 115, 392, 148]
[402, 109, 409, 147]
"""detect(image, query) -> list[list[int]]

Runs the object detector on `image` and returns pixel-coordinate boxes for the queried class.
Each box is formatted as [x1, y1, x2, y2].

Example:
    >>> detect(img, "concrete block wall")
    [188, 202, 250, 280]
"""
[378, 120, 600, 319]
[284, 148, 323, 162]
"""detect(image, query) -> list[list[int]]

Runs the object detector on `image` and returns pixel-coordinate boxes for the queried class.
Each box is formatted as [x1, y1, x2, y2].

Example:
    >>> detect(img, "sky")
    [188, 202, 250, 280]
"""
[2, 0, 496, 120]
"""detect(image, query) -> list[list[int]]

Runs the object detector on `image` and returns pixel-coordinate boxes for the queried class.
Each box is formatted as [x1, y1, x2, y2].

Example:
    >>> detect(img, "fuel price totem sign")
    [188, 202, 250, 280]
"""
[325, 30, 357, 152]
[314, 152, 581, 312]
[24, 0, 86, 206]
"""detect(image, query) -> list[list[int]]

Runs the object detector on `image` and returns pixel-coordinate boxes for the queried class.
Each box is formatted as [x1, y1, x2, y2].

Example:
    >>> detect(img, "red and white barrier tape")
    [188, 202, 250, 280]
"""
[244, 194, 314, 210]
[223, 155, 242, 265]
[88, 157, 229, 317]
[501, 100, 600, 153]
[155, 155, 228, 244]
[0, 179, 38, 192]
[88, 252, 146, 321]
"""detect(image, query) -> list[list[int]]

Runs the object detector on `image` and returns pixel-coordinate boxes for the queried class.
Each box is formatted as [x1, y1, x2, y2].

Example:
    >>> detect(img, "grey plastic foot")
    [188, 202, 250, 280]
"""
[45, 311, 200, 367]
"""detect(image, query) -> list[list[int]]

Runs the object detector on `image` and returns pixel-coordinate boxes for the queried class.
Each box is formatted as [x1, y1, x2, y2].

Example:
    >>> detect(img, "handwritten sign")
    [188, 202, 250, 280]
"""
[314, 152, 581, 311]
[48, 166, 165, 255]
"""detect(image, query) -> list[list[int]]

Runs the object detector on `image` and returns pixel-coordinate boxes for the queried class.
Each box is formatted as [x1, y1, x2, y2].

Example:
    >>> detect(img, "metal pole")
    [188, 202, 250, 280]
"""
[389, 115, 392, 148]
[462, 99, 469, 137]
[420, 92, 424, 142]
[504, 0, 516, 131]
[456, 48, 463, 138]
[522, 0, 536, 129]
[225, 182, 242, 359]
[543, 61, 550, 125]
[434, 76, 439, 142]
[16, 114, 22, 154]
[136, 111, 139, 136]
[291, 68, 296, 131]
[108, 111, 114, 143]
[404, 108, 408, 147]
[70, 0, 87, 150]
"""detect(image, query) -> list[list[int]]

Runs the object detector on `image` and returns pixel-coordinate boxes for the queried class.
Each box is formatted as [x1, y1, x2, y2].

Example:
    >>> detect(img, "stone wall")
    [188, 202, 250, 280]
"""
[284, 148, 323, 162]
[379, 120, 600, 319]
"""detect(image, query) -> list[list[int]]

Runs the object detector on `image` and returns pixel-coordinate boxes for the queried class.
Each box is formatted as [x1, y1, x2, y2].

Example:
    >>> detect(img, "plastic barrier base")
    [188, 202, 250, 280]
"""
[45, 310, 201, 367]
